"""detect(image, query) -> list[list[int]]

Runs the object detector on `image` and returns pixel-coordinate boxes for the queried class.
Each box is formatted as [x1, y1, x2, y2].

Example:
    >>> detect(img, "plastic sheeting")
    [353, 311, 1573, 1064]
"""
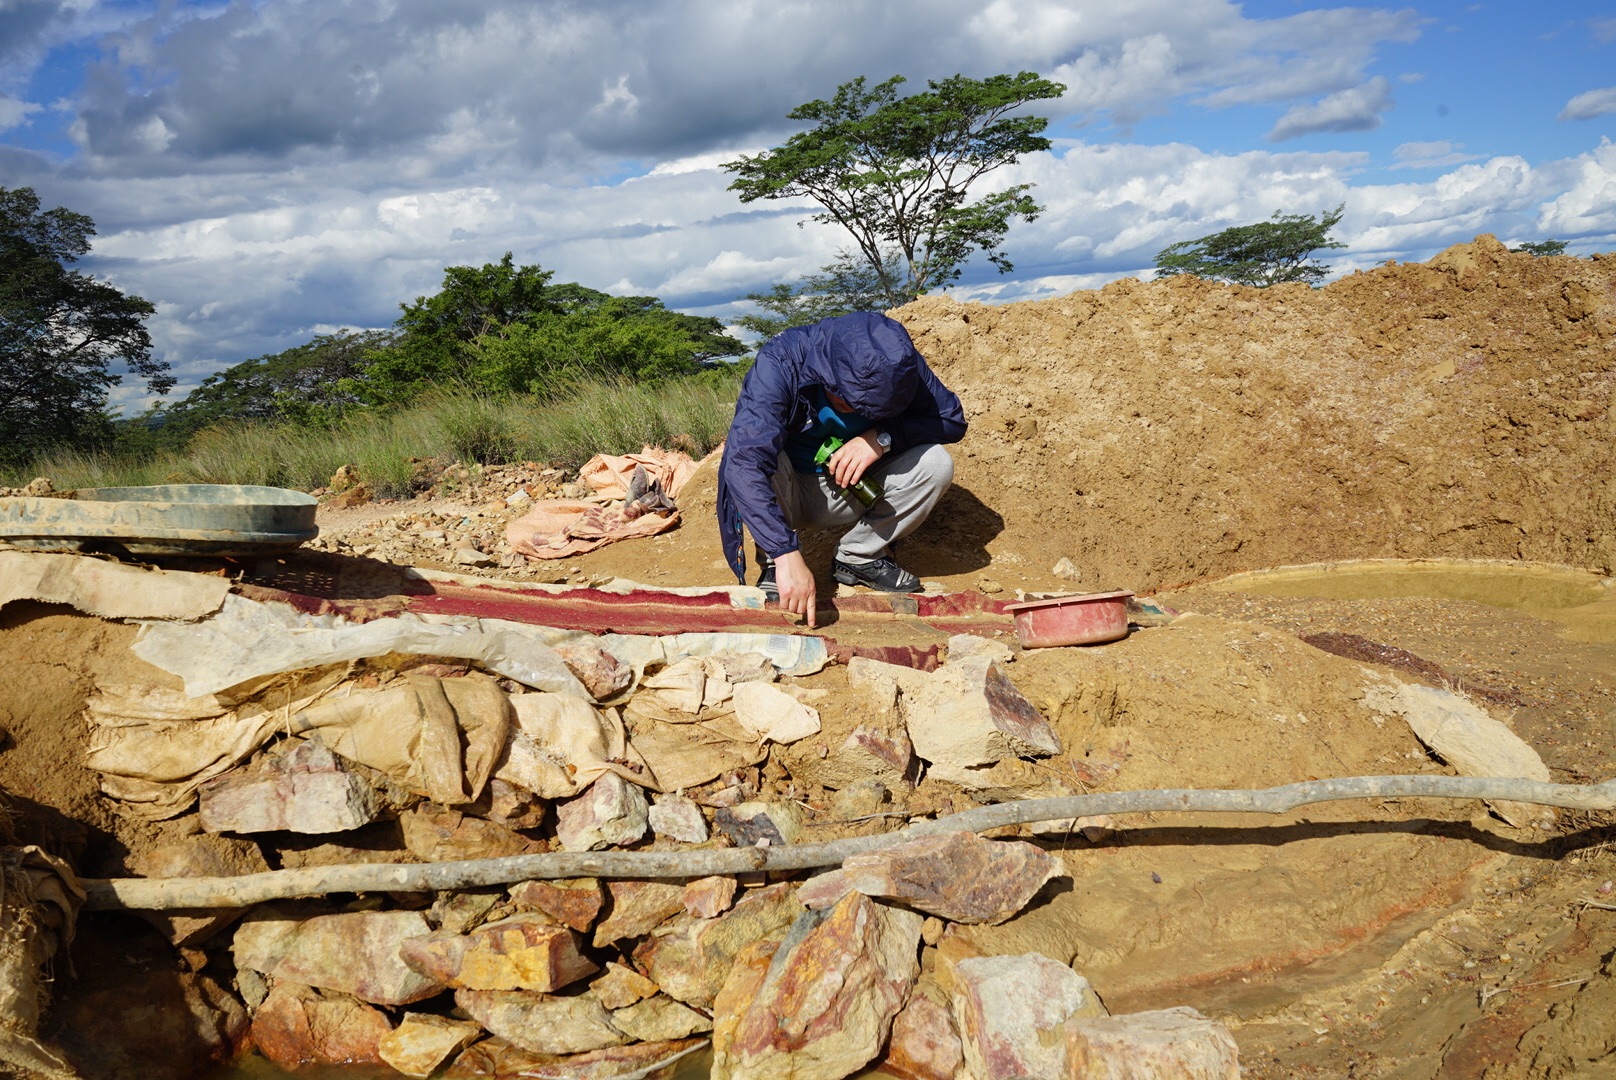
[0, 550, 229, 620]
[85, 670, 517, 819]
[495, 694, 651, 798]
[133, 593, 587, 699]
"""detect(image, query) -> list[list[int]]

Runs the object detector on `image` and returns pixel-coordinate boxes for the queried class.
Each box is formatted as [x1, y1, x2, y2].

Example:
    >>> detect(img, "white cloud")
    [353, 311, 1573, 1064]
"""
[1537, 139, 1616, 235]
[1592, 16, 1616, 44]
[1268, 76, 1393, 141]
[0, 94, 40, 130]
[1390, 140, 1478, 170]
[1559, 86, 1616, 122]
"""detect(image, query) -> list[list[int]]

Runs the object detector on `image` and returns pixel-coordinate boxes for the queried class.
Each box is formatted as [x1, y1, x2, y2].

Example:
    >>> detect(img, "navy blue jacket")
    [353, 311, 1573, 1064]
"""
[718, 312, 966, 583]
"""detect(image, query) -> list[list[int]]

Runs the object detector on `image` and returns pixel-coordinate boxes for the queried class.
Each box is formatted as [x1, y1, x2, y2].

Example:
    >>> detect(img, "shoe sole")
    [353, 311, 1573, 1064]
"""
[833, 565, 921, 593]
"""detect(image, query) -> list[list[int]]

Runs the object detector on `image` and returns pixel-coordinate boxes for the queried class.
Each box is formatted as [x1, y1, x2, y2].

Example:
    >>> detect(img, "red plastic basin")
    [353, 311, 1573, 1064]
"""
[1006, 589, 1134, 648]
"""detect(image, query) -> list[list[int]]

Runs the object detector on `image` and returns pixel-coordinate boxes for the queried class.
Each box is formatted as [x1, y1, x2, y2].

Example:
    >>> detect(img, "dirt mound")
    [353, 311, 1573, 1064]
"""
[888, 235, 1615, 594]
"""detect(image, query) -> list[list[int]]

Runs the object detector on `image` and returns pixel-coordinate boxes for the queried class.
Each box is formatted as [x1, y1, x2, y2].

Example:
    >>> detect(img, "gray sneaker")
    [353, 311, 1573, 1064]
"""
[832, 556, 920, 593]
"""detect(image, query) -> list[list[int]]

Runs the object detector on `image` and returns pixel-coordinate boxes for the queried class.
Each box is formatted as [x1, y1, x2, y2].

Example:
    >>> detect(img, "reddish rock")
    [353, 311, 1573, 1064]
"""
[953, 953, 1106, 1080]
[129, 833, 269, 946]
[714, 892, 922, 1080]
[684, 875, 738, 919]
[484, 777, 547, 830]
[593, 880, 686, 946]
[709, 938, 781, 1069]
[1066, 1007, 1239, 1079]
[378, 1013, 485, 1078]
[796, 830, 1063, 924]
[904, 657, 1060, 787]
[233, 909, 444, 1006]
[555, 773, 649, 851]
[445, 1035, 708, 1078]
[455, 989, 628, 1056]
[199, 739, 379, 834]
[647, 794, 709, 842]
[807, 724, 918, 791]
[401, 804, 539, 861]
[251, 982, 392, 1069]
[635, 881, 806, 1008]
[509, 878, 603, 932]
[555, 640, 634, 701]
[401, 914, 598, 992]
[884, 988, 966, 1080]
[589, 961, 659, 1010]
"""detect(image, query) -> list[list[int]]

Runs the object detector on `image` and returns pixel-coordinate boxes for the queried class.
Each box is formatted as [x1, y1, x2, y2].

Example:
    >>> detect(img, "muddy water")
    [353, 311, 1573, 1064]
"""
[1207, 558, 1616, 641]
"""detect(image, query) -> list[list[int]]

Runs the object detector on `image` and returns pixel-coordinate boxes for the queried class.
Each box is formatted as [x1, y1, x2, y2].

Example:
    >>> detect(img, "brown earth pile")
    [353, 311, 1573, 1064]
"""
[894, 234, 1616, 594]
[526, 234, 1616, 598]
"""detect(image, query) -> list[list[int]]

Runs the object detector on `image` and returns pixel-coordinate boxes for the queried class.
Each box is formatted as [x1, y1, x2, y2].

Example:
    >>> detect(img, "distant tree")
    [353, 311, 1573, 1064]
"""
[725, 72, 1066, 307]
[0, 186, 172, 465]
[125, 330, 394, 451]
[1154, 205, 1347, 287]
[1511, 239, 1567, 257]
[360, 254, 744, 403]
[736, 250, 912, 340]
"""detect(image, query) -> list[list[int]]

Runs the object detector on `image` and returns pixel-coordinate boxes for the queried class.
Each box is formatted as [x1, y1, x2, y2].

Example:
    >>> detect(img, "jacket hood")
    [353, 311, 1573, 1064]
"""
[802, 312, 920, 419]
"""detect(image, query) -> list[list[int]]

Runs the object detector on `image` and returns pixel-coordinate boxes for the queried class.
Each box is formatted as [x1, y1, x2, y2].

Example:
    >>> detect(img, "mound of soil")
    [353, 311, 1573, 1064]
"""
[898, 235, 1616, 594]
[489, 235, 1616, 600]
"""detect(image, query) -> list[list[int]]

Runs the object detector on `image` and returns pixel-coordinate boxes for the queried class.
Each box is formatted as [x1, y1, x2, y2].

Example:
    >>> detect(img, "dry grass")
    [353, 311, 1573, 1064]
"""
[6, 375, 740, 499]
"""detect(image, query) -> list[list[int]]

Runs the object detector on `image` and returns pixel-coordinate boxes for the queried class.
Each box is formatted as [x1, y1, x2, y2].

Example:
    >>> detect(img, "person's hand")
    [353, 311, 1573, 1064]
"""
[773, 550, 818, 628]
[828, 431, 884, 489]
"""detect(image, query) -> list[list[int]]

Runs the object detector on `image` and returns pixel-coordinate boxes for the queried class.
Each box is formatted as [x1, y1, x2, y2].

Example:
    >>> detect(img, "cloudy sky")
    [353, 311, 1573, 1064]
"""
[2, 0, 1615, 410]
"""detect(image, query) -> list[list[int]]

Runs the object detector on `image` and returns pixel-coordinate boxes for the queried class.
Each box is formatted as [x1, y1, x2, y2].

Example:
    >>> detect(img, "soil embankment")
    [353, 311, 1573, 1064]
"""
[900, 234, 1616, 592]
[483, 234, 1615, 601]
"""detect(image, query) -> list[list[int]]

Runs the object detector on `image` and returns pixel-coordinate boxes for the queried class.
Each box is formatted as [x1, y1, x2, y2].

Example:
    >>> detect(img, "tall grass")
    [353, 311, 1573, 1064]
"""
[7, 374, 741, 498]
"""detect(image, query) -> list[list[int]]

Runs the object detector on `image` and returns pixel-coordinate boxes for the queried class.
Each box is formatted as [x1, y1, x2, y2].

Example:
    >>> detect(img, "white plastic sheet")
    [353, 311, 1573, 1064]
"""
[133, 593, 587, 699]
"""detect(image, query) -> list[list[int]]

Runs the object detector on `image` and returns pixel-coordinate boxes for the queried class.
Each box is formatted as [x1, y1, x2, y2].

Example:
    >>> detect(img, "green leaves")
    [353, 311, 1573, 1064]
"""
[725, 71, 1065, 308]
[1154, 205, 1347, 287]
[1511, 239, 1567, 257]
[1, 186, 170, 466]
[358, 255, 744, 405]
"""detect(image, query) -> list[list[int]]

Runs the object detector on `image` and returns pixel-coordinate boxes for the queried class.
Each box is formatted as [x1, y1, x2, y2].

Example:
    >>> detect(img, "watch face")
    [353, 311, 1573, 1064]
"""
[877, 431, 892, 448]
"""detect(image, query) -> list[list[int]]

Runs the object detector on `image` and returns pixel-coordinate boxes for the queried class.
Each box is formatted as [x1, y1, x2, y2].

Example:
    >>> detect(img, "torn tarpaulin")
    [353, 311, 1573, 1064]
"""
[84, 671, 515, 819]
[132, 593, 587, 699]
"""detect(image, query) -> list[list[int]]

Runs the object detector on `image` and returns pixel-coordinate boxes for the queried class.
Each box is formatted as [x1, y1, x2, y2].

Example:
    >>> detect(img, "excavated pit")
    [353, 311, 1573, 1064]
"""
[1, 235, 1613, 1079]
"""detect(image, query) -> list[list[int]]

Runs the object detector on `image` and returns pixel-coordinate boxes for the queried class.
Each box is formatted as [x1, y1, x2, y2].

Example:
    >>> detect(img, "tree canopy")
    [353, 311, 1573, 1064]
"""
[0, 186, 171, 465]
[359, 254, 744, 404]
[125, 330, 393, 453]
[1511, 239, 1567, 257]
[725, 72, 1066, 308]
[1154, 205, 1347, 287]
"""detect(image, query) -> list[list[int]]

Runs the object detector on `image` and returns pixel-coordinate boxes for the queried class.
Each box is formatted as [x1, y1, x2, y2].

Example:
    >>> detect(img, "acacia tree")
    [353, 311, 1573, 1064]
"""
[0, 186, 171, 465]
[1154, 205, 1347, 287]
[735, 249, 909, 340]
[725, 72, 1066, 308]
[1511, 239, 1567, 257]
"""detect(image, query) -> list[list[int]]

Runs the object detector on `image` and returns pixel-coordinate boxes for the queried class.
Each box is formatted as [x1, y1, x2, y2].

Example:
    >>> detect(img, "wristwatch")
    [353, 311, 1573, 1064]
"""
[875, 430, 892, 451]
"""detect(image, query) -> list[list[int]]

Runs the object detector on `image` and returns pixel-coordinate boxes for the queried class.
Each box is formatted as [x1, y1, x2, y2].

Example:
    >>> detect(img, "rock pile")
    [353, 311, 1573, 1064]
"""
[84, 606, 1237, 1078]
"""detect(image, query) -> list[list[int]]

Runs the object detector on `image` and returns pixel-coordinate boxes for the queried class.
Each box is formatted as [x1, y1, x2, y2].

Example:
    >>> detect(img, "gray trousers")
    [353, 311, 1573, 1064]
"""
[768, 443, 954, 565]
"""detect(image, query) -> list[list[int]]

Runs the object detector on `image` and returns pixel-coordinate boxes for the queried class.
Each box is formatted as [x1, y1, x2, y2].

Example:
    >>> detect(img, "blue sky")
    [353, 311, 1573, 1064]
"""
[1, 0, 1613, 411]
